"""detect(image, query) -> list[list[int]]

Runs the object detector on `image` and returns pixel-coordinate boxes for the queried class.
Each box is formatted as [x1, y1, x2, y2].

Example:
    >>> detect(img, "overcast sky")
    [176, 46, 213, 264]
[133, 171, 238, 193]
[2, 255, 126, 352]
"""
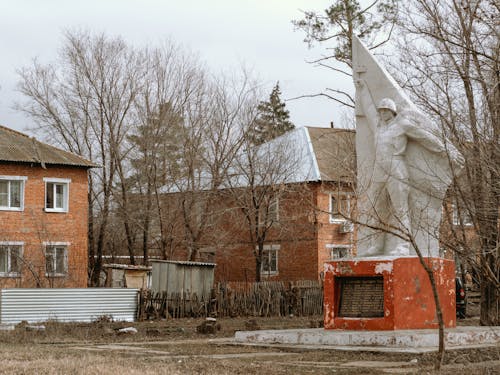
[0, 0, 353, 135]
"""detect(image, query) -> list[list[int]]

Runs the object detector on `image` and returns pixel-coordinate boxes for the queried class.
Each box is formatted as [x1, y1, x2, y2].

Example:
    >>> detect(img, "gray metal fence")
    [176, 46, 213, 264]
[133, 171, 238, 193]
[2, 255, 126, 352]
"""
[0, 288, 139, 324]
[150, 260, 215, 299]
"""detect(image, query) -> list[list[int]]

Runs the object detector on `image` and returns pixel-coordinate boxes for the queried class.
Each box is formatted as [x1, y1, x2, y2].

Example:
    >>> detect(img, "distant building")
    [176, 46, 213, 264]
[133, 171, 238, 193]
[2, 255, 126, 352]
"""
[214, 127, 357, 282]
[134, 125, 484, 283]
[0, 125, 96, 287]
[151, 126, 357, 282]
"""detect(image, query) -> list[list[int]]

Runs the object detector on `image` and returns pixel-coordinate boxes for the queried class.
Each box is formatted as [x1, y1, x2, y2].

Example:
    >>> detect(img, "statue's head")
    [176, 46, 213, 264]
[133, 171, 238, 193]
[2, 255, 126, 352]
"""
[377, 98, 397, 123]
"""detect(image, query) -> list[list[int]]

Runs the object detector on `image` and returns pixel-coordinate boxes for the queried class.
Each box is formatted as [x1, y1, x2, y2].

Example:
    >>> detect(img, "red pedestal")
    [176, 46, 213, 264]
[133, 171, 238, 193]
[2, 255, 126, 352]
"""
[323, 257, 456, 330]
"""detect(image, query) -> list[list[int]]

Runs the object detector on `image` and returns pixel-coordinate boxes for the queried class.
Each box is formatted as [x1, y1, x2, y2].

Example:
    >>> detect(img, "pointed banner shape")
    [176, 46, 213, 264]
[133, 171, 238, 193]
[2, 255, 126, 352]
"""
[352, 35, 459, 257]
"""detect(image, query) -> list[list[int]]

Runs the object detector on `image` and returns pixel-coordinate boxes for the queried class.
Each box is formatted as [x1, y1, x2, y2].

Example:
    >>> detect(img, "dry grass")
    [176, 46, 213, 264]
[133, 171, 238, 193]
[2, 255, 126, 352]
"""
[0, 316, 498, 374]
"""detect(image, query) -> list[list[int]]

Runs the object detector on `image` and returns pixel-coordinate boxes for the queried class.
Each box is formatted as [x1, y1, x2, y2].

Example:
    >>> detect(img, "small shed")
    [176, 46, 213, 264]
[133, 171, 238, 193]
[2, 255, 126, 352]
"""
[103, 264, 151, 289]
[150, 260, 216, 299]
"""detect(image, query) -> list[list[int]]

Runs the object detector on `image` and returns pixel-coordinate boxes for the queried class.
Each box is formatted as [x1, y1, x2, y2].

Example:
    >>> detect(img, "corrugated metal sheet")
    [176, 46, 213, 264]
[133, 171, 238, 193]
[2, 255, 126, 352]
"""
[150, 261, 215, 298]
[0, 288, 138, 324]
[0, 125, 98, 168]
[151, 260, 216, 267]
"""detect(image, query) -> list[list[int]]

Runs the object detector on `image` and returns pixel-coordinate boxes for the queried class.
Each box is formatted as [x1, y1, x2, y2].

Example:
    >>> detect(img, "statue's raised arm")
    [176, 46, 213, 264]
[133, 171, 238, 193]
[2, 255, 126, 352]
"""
[352, 35, 464, 258]
[354, 79, 378, 135]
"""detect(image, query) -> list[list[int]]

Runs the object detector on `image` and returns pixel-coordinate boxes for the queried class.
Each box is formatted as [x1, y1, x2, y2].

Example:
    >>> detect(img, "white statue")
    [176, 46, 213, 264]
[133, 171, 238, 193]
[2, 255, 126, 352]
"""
[352, 36, 463, 257]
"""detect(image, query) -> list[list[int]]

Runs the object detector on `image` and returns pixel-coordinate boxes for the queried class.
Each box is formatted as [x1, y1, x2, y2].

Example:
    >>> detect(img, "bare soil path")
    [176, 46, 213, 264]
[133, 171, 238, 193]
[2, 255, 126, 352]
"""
[0, 316, 497, 374]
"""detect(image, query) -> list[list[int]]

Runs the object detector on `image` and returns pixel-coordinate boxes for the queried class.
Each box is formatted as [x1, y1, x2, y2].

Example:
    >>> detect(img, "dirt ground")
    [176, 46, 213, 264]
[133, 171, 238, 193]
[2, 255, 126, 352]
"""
[0, 315, 498, 374]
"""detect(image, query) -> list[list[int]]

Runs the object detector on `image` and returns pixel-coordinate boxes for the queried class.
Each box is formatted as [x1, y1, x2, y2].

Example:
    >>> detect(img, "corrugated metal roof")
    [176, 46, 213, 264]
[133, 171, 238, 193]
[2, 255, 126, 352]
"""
[158, 126, 356, 194]
[150, 260, 216, 267]
[251, 126, 356, 184]
[103, 263, 152, 270]
[0, 125, 97, 168]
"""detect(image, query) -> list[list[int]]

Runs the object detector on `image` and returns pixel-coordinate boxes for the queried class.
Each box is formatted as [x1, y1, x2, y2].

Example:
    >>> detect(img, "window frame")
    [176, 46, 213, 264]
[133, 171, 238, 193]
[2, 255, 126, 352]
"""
[260, 244, 279, 275]
[43, 178, 71, 213]
[0, 242, 23, 277]
[0, 176, 27, 211]
[44, 242, 69, 277]
[258, 195, 279, 226]
[268, 196, 279, 222]
[326, 244, 351, 260]
[329, 192, 352, 223]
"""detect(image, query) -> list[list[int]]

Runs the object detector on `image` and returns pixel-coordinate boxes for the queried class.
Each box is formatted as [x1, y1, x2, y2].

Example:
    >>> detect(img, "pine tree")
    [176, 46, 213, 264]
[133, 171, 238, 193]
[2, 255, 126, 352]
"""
[250, 82, 295, 145]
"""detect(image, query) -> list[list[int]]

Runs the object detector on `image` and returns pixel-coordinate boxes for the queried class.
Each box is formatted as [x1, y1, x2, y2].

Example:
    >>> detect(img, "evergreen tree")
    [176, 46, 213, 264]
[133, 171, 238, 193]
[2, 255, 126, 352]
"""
[250, 82, 295, 145]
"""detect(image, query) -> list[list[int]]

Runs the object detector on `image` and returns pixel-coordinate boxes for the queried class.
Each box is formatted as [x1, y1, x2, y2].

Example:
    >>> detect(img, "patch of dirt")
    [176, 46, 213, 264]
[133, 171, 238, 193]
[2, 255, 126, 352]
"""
[0, 315, 497, 374]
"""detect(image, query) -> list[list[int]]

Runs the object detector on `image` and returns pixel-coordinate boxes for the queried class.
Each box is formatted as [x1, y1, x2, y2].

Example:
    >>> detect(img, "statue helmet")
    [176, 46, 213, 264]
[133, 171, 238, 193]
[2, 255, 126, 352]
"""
[377, 98, 397, 114]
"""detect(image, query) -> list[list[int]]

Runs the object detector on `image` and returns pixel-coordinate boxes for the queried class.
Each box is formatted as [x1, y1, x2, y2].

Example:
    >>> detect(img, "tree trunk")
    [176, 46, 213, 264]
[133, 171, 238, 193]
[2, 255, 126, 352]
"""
[87, 176, 95, 286]
[480, 277, 499, 325]
[142, 213, 150, 265]
[255, 258, 261, 283]
[255, 242, 263, 282]
[411, 241, 445, 370]
[92, 195, 109, 286]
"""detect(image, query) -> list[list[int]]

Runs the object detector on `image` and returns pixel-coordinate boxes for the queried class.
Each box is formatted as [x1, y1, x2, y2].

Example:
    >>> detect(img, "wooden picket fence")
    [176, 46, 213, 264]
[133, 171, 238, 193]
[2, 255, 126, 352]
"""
[137, 280, 323, 320]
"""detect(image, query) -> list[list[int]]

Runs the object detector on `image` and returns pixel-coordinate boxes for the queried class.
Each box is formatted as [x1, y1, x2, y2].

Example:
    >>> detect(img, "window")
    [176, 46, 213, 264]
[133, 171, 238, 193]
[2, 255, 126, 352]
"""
[326, 244, 351, 260]
[0, 242, 23, 276]
[452, 200, 473, 226]
[259, 196, 279, 226]
[261, 244, 279, 275]
[329, 193, 352, 223]
[45, 243, 68, 276]
[0, 176, 26, 211]
[44, 178, 70, 212]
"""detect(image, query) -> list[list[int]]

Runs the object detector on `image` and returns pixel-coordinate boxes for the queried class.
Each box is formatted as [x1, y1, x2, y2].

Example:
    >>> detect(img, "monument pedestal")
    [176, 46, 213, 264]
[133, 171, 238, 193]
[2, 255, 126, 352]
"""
[323, 257, 456, 330]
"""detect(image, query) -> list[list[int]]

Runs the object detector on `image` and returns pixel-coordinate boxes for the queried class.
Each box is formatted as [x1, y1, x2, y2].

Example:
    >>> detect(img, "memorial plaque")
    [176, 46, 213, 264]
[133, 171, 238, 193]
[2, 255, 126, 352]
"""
[337, 276, 384, 317]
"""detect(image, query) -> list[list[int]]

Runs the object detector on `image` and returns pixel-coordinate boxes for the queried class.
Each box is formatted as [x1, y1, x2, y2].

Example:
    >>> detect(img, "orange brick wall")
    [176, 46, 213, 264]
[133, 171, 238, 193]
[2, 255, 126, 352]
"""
[216, 238, 320, 282]
[210, 182, 356, 282]
[0, 163, 89, 287]
[316, 182, 356, 278]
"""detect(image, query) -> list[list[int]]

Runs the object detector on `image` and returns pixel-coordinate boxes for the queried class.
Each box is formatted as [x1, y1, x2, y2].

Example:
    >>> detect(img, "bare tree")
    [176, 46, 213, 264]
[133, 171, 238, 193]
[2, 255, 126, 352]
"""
[128, 41, 206, 264]
[151, 70, 259, 262]
[224, 129, 307, 282]
[17, 30, 144, 284]
[393, 0, 499, 326]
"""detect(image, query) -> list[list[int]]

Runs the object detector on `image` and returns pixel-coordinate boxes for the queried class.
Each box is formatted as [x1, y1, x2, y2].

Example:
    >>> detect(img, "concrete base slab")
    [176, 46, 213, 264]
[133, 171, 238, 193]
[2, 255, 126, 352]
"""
[234, 326, 500, 352]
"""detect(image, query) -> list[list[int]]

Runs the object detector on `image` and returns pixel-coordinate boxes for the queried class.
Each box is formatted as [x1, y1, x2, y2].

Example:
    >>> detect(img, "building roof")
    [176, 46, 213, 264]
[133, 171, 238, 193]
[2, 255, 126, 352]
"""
[150, 260, 216, 267]
[0, 125, 97, 168]
[159, 126, 357, 194]
[260, 126, 356, 184]
[306, 127, 356, 183]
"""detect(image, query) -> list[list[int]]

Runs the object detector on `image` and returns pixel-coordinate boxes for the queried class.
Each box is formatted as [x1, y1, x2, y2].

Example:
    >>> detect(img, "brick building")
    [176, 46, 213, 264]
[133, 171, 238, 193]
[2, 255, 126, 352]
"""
[155, 127, 357, 282]
[0, 125, 96, 287]
[148, 126, 485, 283]
[214, 127, 357, 282]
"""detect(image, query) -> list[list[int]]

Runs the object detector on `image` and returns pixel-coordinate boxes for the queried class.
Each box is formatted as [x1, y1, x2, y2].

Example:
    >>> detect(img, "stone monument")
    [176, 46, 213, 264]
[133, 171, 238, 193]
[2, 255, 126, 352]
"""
[324, 36, 462, 330]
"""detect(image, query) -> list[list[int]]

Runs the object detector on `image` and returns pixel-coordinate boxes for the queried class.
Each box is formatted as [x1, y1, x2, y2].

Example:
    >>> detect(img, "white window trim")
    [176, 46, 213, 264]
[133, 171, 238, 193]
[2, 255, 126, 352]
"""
[0, 176, 27, 212]
[326, 244, 352, 260]
[269, 196, 279, 222]
[43, 241, 71, 246]
[43, 178, 71, 213]
[329, 192, 352, 224]
[258, 196, 279, 226]
[260, 244, 279, 276]
[0, 241, 24, 277]
[44, 242, 69, 277]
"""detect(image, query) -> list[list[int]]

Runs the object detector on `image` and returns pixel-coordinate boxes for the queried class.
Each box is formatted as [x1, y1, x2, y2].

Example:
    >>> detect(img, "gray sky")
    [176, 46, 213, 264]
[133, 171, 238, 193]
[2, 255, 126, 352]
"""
[0, 0, 352, 135]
